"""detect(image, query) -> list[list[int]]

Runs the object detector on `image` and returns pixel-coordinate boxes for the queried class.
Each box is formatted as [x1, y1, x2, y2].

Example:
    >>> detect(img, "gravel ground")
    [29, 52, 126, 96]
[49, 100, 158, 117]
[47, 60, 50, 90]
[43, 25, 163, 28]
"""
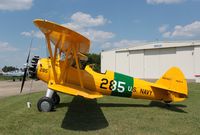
[0, 80, 47, 98]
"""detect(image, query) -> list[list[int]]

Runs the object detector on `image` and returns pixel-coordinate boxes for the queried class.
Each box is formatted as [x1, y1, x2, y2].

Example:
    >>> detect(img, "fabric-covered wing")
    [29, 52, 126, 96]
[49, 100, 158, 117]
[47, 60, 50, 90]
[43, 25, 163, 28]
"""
[48, 83, 103, 99]
[33, 19, 90, 54]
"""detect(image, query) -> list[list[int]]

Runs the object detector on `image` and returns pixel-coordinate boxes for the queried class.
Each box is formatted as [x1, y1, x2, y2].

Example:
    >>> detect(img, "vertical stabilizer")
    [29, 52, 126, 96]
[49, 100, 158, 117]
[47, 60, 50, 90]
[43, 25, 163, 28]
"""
[156, 67, 188, 101]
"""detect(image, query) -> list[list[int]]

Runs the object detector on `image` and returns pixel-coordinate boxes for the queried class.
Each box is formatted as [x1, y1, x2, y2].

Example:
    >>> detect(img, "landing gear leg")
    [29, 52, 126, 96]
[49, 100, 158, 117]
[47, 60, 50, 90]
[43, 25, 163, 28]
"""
[37, 89, 54, 112]
[52, 92, 60, 105]
[45, 88, 54, 98]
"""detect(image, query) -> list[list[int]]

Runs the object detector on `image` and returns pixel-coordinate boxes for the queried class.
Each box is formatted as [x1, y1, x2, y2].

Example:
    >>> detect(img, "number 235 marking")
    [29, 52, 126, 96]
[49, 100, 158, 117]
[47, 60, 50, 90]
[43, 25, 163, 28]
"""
[100, 78, 126, 93]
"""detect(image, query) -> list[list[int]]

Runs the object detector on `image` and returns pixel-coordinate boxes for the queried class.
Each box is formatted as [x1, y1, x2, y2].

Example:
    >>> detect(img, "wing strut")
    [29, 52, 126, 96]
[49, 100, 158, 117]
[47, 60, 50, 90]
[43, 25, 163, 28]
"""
[62, 45, 72, 82]
[53, 35, 62, 62]
[72, 44, 84, 88]
[45, 33, 57, 82]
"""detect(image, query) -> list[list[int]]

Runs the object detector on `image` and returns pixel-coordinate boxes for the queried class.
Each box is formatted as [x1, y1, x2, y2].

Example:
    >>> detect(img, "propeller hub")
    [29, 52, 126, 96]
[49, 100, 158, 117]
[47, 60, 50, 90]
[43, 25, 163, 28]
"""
[29, 56, 40, 79]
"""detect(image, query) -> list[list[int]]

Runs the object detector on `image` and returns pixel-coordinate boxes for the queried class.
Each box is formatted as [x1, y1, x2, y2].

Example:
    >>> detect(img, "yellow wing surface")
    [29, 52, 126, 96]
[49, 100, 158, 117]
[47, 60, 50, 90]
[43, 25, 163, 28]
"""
[34, 19, 90, 54]
[48, 82, 103, 99]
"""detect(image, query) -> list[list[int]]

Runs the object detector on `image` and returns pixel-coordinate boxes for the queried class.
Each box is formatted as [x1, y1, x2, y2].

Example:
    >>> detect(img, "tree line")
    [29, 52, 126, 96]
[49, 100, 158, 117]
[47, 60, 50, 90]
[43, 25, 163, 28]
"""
[81, 53, 101, 72]
[1, 66, 22, 72]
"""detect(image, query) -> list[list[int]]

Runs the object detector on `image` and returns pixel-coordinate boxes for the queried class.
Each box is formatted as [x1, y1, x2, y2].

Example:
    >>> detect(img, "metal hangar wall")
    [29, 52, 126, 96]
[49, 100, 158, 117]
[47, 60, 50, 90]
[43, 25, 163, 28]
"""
[101, 41, 200, 82]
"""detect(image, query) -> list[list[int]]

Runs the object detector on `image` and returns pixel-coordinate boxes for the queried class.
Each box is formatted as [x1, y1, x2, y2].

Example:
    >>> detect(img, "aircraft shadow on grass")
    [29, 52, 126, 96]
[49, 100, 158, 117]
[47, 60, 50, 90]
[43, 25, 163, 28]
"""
[60, 96, 109, 131]
[60, 96, 187, 131]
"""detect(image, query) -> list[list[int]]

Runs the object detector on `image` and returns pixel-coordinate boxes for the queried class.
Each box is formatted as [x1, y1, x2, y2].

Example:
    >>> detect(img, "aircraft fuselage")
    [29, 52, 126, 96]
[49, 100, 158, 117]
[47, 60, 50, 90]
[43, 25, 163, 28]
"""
[36, 58, 171, 102]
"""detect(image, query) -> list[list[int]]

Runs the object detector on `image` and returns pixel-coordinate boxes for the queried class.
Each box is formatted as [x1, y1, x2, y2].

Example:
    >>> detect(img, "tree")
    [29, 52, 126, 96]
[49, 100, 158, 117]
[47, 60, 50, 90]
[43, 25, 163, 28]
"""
[2, 66, 19, 72]
[80, 53, 101, 72]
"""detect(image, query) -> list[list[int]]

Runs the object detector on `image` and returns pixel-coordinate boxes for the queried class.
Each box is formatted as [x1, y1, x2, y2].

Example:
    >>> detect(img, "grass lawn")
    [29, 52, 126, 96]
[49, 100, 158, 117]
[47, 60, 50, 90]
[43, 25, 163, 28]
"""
[0, 83, 200, 135]
[0, 75, 22, 81]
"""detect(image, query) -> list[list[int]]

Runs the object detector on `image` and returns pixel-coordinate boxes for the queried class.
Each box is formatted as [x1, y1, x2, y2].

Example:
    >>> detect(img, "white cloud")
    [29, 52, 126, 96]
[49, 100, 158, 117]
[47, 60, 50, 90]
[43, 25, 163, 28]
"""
[63, 22, 83, 31]
[0, 41, 18, 52]
[102, 40, 144, 50]
[63, 12, 114, 43]
[161, 21, 200, 38]
[162, 31, 171, 38]
[22, 12, 113, 43]
[21, 31, 32, 37]
[0, 0, 33, 11]
[147, 0, 184, 4]
[21, 31, 44, 39]
[158, 24, 169, 33]
[63, 12, 109, 31]
[70, 12, 109, 28]
[171, 21, 200, 37]
[63, 12, 110, 30]
[83, 29, 115, 42]
[22, 12, 114, 51]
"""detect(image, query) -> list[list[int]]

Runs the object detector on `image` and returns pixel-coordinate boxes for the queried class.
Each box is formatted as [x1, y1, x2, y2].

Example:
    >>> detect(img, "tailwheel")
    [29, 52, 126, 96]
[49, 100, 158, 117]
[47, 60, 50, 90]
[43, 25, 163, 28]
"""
[52, 92, 60, 105]
[37, 97, 54, 112]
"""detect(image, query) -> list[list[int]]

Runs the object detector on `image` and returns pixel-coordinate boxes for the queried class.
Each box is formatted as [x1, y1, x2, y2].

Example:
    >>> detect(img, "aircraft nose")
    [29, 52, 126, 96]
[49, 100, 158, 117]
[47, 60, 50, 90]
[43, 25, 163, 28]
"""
[29, 55, 40, 79]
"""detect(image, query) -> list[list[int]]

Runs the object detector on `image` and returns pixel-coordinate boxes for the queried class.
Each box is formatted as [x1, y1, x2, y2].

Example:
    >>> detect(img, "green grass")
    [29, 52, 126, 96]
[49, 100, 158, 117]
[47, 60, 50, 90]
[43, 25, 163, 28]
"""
[0, 83, 200, 135]
[0, 75, 22, 81]
[0, 75, 13, 81]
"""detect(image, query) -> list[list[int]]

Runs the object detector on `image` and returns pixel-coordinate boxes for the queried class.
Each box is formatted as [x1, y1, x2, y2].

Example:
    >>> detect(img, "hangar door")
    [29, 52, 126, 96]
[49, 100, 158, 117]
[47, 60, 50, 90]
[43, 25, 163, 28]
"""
[101, 51, 116, 73]
[116, 51, 129, 75]
[144, 49, 160, 79]
[129, 50, 144, 78]
[176, 46, 194, 79]
[144, 48, 176, 79]
[159, 48, 176, 75]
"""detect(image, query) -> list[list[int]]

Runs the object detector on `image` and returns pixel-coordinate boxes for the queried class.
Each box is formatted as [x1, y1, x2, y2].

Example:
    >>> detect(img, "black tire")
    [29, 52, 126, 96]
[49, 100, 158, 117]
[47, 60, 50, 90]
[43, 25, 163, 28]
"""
[37, 97, 54, 112]
[52, 93, 60, 105]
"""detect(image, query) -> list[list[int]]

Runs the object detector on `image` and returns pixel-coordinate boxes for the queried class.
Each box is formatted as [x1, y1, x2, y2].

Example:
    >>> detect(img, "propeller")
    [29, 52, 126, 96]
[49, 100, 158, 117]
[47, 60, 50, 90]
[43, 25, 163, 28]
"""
[20, 39, 33, 93]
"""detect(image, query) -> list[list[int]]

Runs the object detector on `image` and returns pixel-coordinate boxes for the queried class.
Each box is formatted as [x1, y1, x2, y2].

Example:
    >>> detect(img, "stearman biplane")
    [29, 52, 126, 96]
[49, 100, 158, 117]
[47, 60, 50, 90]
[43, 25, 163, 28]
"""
[20, 19, 188, 112]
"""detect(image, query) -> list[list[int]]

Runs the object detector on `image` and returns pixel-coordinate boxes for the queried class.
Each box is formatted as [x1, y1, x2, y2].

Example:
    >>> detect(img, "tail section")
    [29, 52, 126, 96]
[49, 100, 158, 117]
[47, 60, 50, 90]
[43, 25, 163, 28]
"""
[155, 67, 188, 102]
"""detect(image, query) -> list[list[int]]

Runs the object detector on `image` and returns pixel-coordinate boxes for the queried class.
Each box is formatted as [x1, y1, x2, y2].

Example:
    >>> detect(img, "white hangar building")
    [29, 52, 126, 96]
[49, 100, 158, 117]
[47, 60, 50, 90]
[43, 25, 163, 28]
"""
[101, 41, 200, 82]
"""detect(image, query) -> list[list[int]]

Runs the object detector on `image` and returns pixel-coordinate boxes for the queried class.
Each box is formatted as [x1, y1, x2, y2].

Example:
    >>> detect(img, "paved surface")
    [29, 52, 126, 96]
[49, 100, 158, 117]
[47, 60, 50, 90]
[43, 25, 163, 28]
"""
[0, 80, 47, 98]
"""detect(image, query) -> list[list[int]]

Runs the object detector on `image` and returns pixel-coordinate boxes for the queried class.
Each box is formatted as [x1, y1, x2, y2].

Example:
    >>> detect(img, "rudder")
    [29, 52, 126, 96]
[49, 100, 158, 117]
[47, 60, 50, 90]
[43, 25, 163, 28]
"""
[156, 67, 188, 102]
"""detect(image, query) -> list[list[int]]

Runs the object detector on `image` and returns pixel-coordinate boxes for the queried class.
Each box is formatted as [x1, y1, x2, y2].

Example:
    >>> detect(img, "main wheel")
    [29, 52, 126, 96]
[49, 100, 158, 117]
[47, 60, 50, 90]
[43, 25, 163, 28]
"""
[37, 97, 54, 112]
[52, 93, 60, 105]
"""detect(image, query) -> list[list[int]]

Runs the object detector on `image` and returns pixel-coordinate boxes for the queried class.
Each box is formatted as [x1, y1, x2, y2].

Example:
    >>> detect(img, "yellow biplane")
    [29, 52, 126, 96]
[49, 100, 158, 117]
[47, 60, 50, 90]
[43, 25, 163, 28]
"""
[20, 19, 188, 112]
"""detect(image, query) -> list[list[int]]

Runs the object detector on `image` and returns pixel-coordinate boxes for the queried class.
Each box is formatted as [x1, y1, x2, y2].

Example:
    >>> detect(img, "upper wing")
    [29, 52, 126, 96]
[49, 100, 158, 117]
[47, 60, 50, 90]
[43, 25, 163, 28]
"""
[33, 19, 90, 55]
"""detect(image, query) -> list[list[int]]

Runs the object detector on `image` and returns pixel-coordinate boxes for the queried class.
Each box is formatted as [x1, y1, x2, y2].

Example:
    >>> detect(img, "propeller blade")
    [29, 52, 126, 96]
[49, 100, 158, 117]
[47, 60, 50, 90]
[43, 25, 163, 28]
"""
[20, 38, 33, 93]
[20, 67, 28, 93]
[26, 38, 33, 64]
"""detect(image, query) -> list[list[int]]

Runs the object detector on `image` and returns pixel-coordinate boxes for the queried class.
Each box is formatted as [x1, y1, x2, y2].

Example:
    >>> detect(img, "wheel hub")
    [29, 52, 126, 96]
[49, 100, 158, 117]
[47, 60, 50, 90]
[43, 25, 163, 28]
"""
[40, 101, 51, 112]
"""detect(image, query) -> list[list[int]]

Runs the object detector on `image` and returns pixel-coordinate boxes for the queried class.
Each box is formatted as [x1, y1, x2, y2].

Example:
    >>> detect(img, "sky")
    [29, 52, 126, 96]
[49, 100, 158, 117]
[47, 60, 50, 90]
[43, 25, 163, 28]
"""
[0, 0, 200, 68]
